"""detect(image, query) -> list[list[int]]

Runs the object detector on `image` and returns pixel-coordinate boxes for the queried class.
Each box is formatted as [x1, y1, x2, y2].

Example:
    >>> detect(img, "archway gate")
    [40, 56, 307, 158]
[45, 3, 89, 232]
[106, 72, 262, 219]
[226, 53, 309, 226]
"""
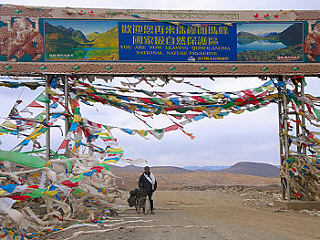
[0, 4, 319, 238]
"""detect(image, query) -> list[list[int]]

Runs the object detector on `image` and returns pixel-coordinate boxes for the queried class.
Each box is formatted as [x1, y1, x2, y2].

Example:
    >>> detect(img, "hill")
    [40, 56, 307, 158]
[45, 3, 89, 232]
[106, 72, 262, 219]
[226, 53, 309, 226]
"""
[183, 165, 230, 171]
[237, 31, 257, 39]
[109, 163, 280, 190]
[221, 162, 280, 178]
[109, 165, 191, 174]
[237, 23, 302, 46]
[45, 23, 91, 44]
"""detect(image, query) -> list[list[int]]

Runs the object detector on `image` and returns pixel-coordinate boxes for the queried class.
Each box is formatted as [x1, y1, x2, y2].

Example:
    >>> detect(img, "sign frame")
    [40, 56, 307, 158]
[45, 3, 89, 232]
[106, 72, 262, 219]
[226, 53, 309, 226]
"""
[0, 5, 319, 76]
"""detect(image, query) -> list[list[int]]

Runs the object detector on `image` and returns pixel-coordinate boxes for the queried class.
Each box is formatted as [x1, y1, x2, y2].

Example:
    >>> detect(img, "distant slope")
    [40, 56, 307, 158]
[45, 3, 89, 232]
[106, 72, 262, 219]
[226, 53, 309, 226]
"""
[221, 162, 280, 178]
[108, 165, 191, 174]
[183, 166, 230, 171]
[109, 163, 280, 190]
[87, 26, 119, 48]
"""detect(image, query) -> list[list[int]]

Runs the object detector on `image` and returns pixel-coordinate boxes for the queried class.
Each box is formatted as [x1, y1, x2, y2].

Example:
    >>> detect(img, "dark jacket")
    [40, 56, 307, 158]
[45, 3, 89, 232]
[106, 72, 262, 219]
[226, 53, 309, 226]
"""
[138, 173, 157, 192]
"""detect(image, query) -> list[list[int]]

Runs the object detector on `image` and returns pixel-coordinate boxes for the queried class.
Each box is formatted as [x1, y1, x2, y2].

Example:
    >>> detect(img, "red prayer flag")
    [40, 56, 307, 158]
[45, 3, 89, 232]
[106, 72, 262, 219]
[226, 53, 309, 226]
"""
[164, 124, 179, 132]
[61, 180, 79, 187]
[28, 100, 45, 108]
[9, 195, 31, 201]
[140, 98, 153, 104]
[90, 166, 104, 172]
[58, 140, 69, 150]
[72, 99, 79, 108]
[191, 96, 207, 103]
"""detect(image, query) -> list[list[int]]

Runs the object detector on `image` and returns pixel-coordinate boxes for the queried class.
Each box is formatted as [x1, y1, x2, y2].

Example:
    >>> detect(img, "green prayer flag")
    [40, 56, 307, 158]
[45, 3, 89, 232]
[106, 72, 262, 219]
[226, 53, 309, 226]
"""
[97, 163, 109, 169]
[247, 105, 261, 111]
[253, 86, 263, 93]
[71, 187, 83, 194]
[34, 113, 45, 121]
[70, 173, 84, 183]
[74, 107, 80, 115]
[221, 102, 235, 109]
[154, 129, 164, 133]
[302, 79, 307, 87]
[66, 160, 72, 172]
[0, 128, 13, 133]
[314, 108, 320, 120]
[176, 108, 190, 113]
[35, 93, 50, 104]
[25, 188, 46, 198]
[39, 127, 48, 133]
[202, 96, 215, 102]
[151, 98, 163, 105]
[155, 107, 162, 115]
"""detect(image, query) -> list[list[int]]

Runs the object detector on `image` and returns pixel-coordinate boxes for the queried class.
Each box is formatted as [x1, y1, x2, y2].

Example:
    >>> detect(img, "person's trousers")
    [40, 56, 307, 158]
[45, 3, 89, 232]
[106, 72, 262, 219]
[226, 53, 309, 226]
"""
[147, 191, 154, 211]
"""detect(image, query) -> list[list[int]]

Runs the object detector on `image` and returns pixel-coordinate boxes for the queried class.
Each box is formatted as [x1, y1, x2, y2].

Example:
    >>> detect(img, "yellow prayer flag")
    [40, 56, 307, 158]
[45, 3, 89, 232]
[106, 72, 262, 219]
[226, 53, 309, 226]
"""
[96, 132, 111, 136]
[161, 99, 174, 106]
[104, 160, 117, 163]
[73, 115, 82, 123]
[137, 130, 148, 137]
[109, 96, 121, 103]
[233, 110, 245, 114]
[1, 120, 17, 129]
[108, 147, 122, 152]
[31, 173, 40, 177]
[44, 88, 59, 96]
[45, 191, 59, 196]
[212, 114, 224, 119]
[30, 133, 42, 139]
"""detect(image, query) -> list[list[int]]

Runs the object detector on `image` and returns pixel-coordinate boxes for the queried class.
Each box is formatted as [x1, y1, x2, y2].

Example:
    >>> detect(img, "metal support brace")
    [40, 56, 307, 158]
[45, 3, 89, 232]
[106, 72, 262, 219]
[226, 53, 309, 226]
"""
[45, 75, 51, 161]
[300, 79, 309, 200]
[63, 75, 70, 157]
[278, 76, 311, 201]
[278, 76, 291, 201]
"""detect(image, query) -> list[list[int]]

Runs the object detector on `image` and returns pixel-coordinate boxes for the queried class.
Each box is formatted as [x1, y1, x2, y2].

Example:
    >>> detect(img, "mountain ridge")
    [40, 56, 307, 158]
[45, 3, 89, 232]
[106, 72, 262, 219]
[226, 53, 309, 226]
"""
[109, 161, 280, 177]
[237, 23, 302, 46]
[220, 161, 280, 178]
[108, 162, 280, 190]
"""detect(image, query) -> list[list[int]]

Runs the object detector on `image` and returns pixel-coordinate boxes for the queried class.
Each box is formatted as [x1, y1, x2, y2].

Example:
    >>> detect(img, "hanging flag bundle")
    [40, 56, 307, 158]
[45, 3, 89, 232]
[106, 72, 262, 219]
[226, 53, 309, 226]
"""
[278, 76, 320, 200]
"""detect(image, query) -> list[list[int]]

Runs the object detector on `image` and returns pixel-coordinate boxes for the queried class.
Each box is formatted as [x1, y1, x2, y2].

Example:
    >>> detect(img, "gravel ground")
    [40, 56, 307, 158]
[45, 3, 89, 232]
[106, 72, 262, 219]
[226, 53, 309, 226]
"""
[46, 186, 320, 240]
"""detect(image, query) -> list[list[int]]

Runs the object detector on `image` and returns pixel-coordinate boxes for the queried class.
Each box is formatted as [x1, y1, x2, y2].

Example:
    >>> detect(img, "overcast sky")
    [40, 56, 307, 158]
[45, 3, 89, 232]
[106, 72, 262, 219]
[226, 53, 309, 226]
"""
[0, 0, 319, 167]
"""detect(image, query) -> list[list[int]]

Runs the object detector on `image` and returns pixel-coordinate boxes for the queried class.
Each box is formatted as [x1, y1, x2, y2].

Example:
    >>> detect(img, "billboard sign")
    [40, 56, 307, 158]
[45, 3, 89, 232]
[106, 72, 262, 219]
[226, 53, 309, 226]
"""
[0, 5, 319, 76]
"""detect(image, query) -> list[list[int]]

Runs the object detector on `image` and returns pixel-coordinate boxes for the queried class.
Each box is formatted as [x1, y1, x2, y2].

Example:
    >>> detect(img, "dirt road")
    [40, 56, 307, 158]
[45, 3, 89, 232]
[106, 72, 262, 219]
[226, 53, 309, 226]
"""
[52, 190, 320, 240]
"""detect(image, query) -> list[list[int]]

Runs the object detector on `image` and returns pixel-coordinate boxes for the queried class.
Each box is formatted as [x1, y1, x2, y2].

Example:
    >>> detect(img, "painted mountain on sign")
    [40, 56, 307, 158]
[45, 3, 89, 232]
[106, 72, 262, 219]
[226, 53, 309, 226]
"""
[45, 22, 89, 53]
[237, 23, 303, 62]
[45, 20, 119, 61]
[237, 23, 302, 46]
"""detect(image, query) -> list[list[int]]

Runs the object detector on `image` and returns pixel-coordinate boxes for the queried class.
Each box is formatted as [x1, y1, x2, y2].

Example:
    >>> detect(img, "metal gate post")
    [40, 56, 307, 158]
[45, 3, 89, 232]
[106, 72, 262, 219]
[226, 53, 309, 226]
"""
[45, 75, 51, 162]
[277, 76, 291, 201]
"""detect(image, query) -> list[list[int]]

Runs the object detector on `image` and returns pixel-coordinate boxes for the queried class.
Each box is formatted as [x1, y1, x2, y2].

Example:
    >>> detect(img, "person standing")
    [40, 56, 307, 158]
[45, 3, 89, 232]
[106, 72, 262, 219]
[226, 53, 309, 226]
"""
[138, 166, 157, 214]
